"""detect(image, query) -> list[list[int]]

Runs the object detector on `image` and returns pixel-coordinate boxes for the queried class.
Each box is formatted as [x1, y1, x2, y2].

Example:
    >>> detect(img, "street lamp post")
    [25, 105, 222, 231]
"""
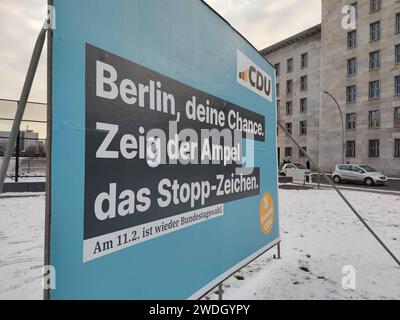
[323, 91, 345, 164]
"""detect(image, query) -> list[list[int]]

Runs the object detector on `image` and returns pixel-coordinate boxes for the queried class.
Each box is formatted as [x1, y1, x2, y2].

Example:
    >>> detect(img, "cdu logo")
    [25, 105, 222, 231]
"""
[237, 50, 272, 102]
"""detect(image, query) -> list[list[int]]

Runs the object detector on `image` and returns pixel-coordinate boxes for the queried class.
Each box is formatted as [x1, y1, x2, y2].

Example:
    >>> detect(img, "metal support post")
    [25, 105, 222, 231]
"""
[274, 242, 281, 259]
[15, 131, 20, 182]
[218, 283, 223, 300]
[0, 27, 46, 194]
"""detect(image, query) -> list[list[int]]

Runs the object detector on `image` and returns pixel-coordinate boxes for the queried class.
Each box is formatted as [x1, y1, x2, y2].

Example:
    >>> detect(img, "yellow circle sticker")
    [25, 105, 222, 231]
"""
[259, 192, 274, 235]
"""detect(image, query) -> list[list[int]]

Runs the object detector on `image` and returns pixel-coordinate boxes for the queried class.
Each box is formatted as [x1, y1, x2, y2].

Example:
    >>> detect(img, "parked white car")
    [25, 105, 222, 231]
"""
[280, 163, 311, 179]
[332, 164, 388, 186]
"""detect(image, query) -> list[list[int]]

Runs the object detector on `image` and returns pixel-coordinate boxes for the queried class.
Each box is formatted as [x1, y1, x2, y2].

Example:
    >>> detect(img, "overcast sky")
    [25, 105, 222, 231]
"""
[0, 0, 321, 103]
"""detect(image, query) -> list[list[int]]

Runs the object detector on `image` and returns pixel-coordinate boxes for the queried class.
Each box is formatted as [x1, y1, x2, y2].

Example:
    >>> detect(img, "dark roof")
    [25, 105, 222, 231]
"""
[260, 24, 321, 56]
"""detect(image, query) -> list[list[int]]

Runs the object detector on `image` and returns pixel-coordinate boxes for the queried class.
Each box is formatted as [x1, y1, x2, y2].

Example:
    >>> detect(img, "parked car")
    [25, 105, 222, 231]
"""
[280, 163, 311, 177]
[332, 164, 388, 186]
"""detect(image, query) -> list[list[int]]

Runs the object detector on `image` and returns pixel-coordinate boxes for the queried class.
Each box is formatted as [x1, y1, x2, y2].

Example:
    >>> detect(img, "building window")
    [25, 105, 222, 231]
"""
[275, 63, 280, 77]
[395, 76, 400, 95]
[395, 139, 400, 158]
[277, 101, 281, 118]
[346, 85, 357, 103]
[300, 121, 307, 135]
[370, 0, 381, 12]
[396, 13, 400, 33]
[395, 45, 400, 64]
[286, 101, 293, 115]
[346, 141, 356, 158]
[287, 58, 293, 73]
[301, 53, 308, 69]
[369, 140, 380, 157]
[369, 80, 380, 99]
[286, 79, 293, 95]
[394, 107, 400, 127]
[370, 21, 381, 41]
[347, 58, 357, 75]
[276, 83, 280, 97]
[285, 147, 292, 158]
[346, 113, 357, 130]
[286, 123, 292, 135]
[300, 98, 308, 113]
[369, 50, 380, 69]
[347, 30, 357, 48]
[299, 146, 307, 158]
[300, 76, 308, 91]
[369, 110, 381, 129]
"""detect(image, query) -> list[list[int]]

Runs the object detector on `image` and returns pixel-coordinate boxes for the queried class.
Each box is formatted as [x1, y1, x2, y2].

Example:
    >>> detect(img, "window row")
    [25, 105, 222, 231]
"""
[276, 76, 308, 97]
[284, 146, 308, 158]
[284, 139, 400, 159]
[345, 107, 400, 130]
[275, 52, 308, 76]
[284, 121, 308, 136]
[346, 76, 400, 102]
[277, 98, 308, 115]
[346, 45, 400, 76]
[347, 12, 400, 49]
[345, 139, 400, 158]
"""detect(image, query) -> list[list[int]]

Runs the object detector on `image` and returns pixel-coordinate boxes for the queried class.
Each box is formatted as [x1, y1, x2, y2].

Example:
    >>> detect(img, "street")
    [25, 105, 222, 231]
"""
[311, 174, 400, 193]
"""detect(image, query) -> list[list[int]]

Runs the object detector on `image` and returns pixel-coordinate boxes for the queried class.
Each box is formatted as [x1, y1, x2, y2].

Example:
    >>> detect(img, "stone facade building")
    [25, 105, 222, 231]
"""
[262, 25, 321, 167]
[262, 0, 400, 176]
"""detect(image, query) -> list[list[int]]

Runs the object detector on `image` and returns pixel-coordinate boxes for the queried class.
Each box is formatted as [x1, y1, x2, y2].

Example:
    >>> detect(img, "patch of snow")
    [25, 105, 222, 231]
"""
[0, 192, 45, 199]
[4, 177, 46, 183]
[206, 189, 400, 300]
[0, 195, 44, 300]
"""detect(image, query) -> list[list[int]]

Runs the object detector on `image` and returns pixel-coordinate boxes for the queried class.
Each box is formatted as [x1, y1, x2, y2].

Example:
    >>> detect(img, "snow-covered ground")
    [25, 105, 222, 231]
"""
[207, 189, 400, 300]
[0, 189, 399, 300]
[4, 177, 46, 183]
[0, 195, 45, 300]
[0, 158, 46, 182]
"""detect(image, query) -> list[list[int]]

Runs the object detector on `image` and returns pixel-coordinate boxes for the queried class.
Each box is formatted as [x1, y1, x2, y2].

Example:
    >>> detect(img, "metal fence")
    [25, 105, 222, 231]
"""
[0, 98, 47, 182]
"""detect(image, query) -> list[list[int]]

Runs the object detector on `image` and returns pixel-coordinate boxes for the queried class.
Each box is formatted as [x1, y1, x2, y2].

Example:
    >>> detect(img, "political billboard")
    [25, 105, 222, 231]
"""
[48, 0, 279, 299]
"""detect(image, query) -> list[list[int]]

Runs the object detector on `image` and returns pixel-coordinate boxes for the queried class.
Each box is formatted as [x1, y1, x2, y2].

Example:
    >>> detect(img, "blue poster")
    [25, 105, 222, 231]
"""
[49, 0, 279, 299]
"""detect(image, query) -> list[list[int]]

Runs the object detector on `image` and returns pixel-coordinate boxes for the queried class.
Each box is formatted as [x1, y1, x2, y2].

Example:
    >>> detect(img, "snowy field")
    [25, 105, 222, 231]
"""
[0, 194, 45, 300]
[0, 158, 46, 182]
[0, 189, 399, 300]
[4, 177, 46, 183]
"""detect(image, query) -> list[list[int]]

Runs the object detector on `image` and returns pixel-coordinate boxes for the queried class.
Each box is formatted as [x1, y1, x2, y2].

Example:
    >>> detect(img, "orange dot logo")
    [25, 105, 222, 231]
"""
[259, 192, 274, 235]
